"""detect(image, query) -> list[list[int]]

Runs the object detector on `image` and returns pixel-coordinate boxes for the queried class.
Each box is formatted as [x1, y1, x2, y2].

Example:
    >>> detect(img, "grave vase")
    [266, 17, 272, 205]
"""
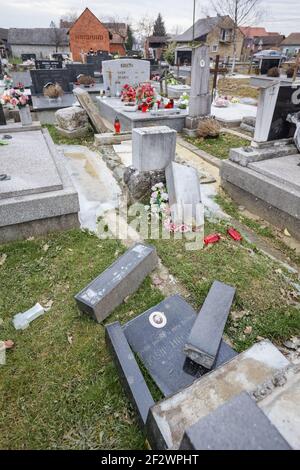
[19, 105, 32, 126]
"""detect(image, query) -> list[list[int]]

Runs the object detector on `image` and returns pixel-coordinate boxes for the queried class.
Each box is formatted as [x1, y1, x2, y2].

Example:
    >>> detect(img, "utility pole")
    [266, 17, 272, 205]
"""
[192, 0, 196, 46]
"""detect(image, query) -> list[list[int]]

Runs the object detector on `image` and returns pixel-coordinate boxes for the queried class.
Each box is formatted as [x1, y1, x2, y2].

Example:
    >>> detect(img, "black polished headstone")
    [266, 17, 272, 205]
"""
[87, 53, 110, 72]
[0, 104, 6, 126]
[66, 63, 96, 82]
[35, 59, 62, 70]
[184, 281, 236, 369]
[21, 53, 36, 61]
[30, 69, 72, 95]
[268, 85, 300, 141]
[123, 295, 237, 397]
[260, 58, 281, 75]
[105, 321, 155, 427]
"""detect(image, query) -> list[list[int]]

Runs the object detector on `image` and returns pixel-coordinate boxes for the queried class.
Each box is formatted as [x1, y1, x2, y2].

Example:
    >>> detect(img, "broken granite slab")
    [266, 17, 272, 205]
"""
[75, 243, 158, 323]
[184, 281, 236, 369]
[229, 144, 297, 167]
[132, 126, 176, 172]
[165, 161, 203, 226]
[105, 321, 155, 427]
[146, 340, 290, 450]
[179, 392, 291, 450]
[123, 295, 237, 397]
[73, 87, 107, 133]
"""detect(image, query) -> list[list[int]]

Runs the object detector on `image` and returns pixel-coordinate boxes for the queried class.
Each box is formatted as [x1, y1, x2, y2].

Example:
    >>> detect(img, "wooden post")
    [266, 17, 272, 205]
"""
[212, 55, 220, 98]
[0, 103, 6, 126]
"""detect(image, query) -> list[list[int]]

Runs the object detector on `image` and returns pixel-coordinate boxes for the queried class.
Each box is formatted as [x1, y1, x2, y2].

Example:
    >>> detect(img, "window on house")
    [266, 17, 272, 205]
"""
[212, 44, 218, 52]
[220, 29, 232, 42]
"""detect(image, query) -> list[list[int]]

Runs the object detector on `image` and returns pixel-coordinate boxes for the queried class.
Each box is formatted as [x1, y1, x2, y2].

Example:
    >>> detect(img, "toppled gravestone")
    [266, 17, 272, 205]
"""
[146, 340, 289, 449]
[75, 243, 158, 323]
[179, 392, 291, 450]
[166, 161, 203, 227]
[55, 106, 89, 138]
[184, 281, 236, 369]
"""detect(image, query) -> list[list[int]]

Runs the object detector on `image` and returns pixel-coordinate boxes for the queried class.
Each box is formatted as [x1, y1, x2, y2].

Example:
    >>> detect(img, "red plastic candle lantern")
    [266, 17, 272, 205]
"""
[204, 234, 221, 245]
[114, 117, 121, 134]
[141, 103, 148, 113]
[227, 228, 243, 241]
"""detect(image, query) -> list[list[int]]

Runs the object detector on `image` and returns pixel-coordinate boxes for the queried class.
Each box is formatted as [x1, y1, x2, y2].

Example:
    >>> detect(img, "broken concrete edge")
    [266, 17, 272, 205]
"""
[220, 160, 300, 220]
[184, 280, 236, 369]
[75, 243, 158, 323]
[179, 392, 292, 450]
[229, 144, 297, 167]
[94, 132, 132, 146]
[0, 121, 42, 132]
[146, 340, 290, 450]
[177, 135, 221, 168]
[105, 321, 155, 428]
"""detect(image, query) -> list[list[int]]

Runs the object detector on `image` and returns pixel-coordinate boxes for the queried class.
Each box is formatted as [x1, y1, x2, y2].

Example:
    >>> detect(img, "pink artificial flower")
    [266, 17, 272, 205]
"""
[10, 97, 19, 107]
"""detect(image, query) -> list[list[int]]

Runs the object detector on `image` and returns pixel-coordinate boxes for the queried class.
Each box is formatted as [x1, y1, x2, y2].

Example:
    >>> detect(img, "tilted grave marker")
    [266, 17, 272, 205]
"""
[75, 243, 158, 323]
[73, 87, 108, 133]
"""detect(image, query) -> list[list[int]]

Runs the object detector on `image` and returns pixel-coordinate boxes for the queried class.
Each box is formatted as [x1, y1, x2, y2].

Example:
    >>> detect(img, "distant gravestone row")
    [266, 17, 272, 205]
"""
[35, 59, 62, 70]
[21, 53, 36, 61]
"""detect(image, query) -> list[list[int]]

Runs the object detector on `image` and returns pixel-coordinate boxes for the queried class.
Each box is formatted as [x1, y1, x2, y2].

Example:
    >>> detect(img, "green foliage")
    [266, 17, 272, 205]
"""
[153, 13, 167, 37]
[164, 42, 176, 66]
[125, 25, 135, 51]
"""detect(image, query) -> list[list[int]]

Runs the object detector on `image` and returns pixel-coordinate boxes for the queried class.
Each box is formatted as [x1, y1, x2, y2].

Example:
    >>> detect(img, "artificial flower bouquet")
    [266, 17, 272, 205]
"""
[0, 87, 29, 108]
[3, 74, 13, 90]
[135, 82, 156, 110]
[121, 84, 136, 103]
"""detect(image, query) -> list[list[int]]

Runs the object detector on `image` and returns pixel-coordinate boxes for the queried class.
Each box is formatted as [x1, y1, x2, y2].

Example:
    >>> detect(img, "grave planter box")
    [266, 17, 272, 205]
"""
[75, 243, 158, 323]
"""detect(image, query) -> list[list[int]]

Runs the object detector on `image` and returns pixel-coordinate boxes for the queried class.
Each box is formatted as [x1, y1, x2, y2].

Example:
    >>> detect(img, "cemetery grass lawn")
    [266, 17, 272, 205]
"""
[43, 124, 95, 146]
[216, 77, 259, 100]
[0, 229, 163, 450]
[185, 132, 250, 160]
[151, 219, 300, 353]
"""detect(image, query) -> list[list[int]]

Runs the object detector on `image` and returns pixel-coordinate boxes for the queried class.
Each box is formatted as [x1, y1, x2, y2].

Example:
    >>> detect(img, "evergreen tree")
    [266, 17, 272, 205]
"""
[153, 13, 166, 37]
[125, 25, 135, 50]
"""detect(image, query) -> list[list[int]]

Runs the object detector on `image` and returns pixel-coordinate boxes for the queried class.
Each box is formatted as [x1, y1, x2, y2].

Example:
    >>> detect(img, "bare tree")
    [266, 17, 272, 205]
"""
[211, 0, 264, 72]
[60, 12, 78, 28]
[49, 21, 67, 52]
[105, 15, 130, 43]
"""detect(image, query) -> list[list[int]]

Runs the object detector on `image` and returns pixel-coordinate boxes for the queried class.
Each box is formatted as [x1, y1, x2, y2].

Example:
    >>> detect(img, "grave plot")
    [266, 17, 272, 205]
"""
[221, 76, 300, 241]
[0, 127, 79, 243]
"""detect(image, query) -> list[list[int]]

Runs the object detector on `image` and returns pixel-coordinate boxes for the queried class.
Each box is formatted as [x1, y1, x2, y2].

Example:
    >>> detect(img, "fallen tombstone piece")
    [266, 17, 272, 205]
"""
[105, 321, 155, 427]
[146, 340, 290, 450]
[122, 294, 237, 397]
[13, 303, 45, 330]
[55, 106, 89, 138]
[73, 87, 107, 134]
[75, 243, 158, 323]
[165, 161, 203, 226]
[184, 281, 236, 369]
[179, 392, 291, 450]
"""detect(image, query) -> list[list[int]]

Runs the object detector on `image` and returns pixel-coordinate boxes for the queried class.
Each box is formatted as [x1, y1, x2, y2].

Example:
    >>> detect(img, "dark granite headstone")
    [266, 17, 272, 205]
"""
[21, 53, 36, 61]
[260, 57, 281, 75]
[87, 53, 110, 72]
[184, 281, 236, 369]
[105, 321, 155, 427]
[179, 392, 291, 450]
[75, 243, 158, 323]
[0, 104, 6, 126]
[123, 295, 237, 397]
[35, 60, 62, 70]
[268, 84, 300, 141]
[66, 63, 96, 82]
[30, 69, 72, 95]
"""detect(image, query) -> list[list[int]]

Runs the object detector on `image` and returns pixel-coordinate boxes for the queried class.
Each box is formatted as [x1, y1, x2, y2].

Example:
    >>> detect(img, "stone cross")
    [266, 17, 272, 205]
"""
[186, 45, 211, 130]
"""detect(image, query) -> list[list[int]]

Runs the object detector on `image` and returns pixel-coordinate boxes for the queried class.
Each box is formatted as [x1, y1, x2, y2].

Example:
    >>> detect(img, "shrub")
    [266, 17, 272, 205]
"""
[286, 67, 295, 78]
[43, 83, 64, 99]
[197, 118, 221, 138]
[267, 67, 280, 77]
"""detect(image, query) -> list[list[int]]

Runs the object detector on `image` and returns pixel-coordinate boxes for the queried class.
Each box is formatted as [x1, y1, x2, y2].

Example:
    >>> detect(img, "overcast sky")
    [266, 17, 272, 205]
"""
[0, 0, 299, 35]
